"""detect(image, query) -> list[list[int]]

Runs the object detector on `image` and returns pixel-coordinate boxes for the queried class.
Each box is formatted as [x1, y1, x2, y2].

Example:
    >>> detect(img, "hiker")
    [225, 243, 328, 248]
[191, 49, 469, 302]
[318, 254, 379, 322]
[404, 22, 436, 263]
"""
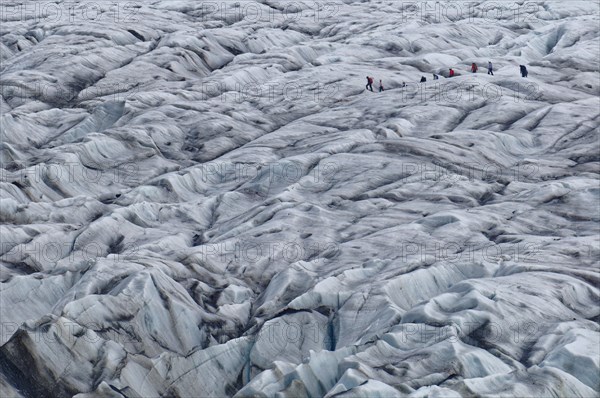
[420, 76, 427, 83]
[471, 63, 478, 73]
[487, 61, 494, 75]
[379, 79, 384, 92]
[449, 68, 455, 77]
[433, 73, 439, 80]
[519, 65, 528, 78]
[366, 76, 374, 91]
[401, 81, 407, 87]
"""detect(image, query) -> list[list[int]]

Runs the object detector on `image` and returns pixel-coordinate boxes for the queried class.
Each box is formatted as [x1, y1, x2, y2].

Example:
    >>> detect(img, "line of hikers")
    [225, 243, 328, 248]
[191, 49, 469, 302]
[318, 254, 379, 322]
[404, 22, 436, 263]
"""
[366, 62, 528, 91]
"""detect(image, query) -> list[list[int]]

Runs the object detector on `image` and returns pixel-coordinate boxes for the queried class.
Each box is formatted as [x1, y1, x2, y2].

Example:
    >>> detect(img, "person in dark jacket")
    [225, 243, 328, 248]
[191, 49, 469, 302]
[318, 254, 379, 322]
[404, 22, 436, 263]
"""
[379, 79, 384, 92]
[519, 65, 528, 77]
[487, 61, 494, 75]
[366, 76, 374, 91]
[420, 76, 427, 83]
[433, 73, 439, 80]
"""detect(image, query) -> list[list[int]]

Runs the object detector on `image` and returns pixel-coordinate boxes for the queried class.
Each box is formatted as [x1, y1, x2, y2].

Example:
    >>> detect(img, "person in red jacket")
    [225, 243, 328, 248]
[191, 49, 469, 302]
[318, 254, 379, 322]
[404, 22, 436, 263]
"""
[449, 68, 455, 77]
[471, 63, 478, 73]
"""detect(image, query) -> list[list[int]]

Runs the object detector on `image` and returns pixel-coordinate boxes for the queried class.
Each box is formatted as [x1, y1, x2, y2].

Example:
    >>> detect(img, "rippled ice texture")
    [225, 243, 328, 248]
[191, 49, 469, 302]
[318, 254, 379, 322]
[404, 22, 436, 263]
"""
[1, 0, 599, 397]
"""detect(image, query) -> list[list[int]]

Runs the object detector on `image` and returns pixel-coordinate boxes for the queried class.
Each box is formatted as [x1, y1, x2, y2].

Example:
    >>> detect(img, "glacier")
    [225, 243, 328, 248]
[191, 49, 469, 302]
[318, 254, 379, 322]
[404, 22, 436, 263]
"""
[0, 0, 599, 397]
